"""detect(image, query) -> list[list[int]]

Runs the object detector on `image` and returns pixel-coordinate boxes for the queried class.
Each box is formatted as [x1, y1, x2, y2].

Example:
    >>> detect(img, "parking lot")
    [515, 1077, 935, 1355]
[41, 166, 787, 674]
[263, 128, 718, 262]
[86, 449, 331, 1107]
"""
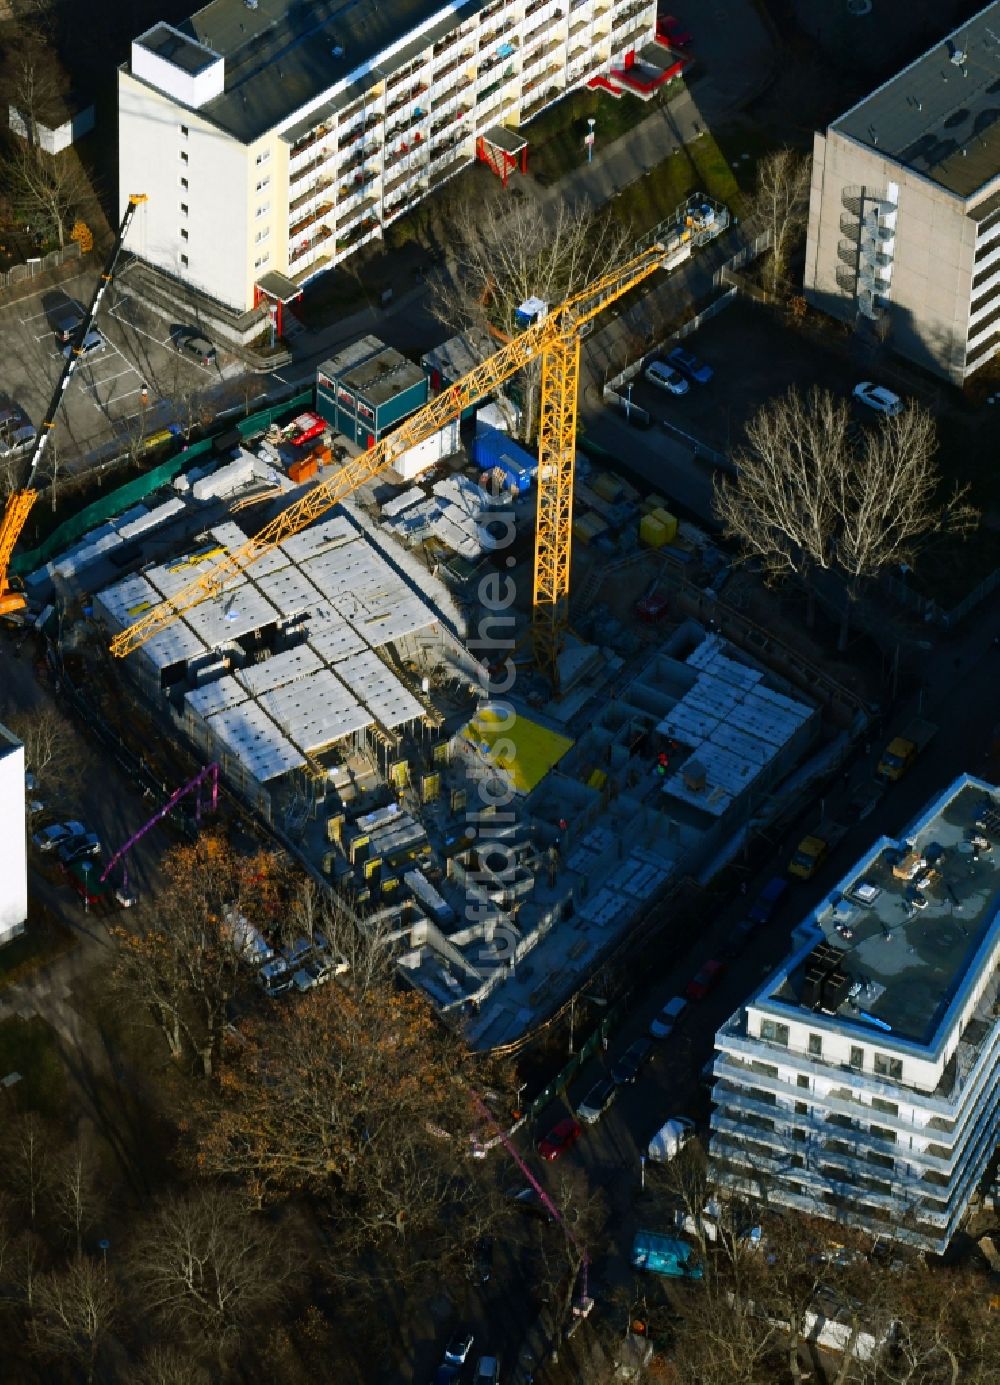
[0, 267, 243, 465]
[582, 295, 948, 525]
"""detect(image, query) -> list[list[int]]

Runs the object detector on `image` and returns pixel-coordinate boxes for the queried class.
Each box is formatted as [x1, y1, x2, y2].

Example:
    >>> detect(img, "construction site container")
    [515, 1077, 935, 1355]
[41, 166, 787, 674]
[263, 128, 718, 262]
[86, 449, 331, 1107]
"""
[640, 514, 670, 549]
[470, 425, 536, 493]
[313, 444, 332, 467]
[593, 471, 624, 503]
[573, 513, 608, 546]
[651, 508, 678, 543]
[288, 456, 318, 484]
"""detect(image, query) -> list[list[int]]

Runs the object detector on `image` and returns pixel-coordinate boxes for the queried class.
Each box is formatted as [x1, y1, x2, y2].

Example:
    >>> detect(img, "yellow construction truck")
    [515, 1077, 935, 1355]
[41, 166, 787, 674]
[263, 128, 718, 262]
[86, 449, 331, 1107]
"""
[876, 719, 937, 783]
[788, 817, 849, 881]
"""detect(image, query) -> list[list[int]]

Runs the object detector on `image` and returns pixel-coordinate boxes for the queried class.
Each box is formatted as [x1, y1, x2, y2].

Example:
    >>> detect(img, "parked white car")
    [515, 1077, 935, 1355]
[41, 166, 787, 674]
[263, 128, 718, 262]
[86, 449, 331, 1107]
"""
[650, 995, 688, 1040]
[645, 360, 689, 395]
[853, 381, 903, 416]
[647, 1116, 696, 1163]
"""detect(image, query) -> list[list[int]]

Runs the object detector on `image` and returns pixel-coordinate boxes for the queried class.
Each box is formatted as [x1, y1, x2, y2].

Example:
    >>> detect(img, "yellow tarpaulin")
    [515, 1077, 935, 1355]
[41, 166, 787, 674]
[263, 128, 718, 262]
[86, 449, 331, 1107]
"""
[463, 706, 574, 793]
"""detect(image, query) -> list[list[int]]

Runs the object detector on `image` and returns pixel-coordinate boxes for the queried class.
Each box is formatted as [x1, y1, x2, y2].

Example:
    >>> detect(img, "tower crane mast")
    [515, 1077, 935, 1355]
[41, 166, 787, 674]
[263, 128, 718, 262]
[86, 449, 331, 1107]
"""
[111, 237, 687, 681]
[0, 193, 147, 616]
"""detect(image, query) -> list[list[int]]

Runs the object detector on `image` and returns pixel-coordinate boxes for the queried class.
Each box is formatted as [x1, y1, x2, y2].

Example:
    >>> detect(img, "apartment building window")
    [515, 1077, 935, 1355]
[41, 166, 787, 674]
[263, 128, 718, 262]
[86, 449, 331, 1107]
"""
[871, 1097, 898, 1116]
[180, 228, 189, 240]
[797, 1074, 810, 1089]
[256, 203, 270, 218]
[255, 228, 270, 244]
[849, 1046, 864, 1070]
[808, 1034, 822, 1057]
[760, 1019, 789, 1046]
[256, 149, 271, 166]
[180, 177, 188, 190]
[870, 1125, 896, 1144]
[180, 151, 189, 164]
[254, 253, 270, 268]
[794, 1101, 808, 1116]
[750, 1061, 778, 1078]
[874, 1053, 903, 1080]
[180, 124, 189, 136]
[256, 176, 270, 193]
[180, 203, 188, 215]
[180, 253, 189, 266]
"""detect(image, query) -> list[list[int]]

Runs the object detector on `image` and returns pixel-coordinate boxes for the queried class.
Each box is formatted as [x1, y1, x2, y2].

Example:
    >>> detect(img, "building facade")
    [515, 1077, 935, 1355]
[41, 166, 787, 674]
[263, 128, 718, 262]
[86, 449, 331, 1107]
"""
[118, 0, 658, 315]
[0, 723, 28, 946]
[709, 775, 1000, 1254]
[803, 2, 1000, 384]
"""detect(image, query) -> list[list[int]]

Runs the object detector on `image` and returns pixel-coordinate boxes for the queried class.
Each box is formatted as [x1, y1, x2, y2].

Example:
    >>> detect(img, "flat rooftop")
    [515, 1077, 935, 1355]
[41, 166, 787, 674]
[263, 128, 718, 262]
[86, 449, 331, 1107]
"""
[768, 777, 1000, 1048]
[833, 2, 1000, 200]
[321, 338, 427, 410]
[134, 0, 484, 144]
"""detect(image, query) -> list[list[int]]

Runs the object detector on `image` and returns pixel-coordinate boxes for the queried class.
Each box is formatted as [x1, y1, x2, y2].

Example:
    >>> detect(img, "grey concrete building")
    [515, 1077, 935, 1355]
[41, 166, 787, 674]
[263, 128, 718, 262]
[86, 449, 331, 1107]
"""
[804, 3, 1000, 384]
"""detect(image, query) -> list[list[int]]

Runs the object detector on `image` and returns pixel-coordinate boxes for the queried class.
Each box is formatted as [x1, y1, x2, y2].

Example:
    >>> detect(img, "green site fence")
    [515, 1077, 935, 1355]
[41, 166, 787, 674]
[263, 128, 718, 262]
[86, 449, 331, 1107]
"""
[12, 390, 312, 577]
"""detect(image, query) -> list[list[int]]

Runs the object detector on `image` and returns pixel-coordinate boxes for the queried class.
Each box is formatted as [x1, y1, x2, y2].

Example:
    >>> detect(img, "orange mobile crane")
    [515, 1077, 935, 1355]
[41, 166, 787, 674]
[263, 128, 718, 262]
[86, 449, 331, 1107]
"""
[0, 193, 147, 617]
[111, 235, 690, 683]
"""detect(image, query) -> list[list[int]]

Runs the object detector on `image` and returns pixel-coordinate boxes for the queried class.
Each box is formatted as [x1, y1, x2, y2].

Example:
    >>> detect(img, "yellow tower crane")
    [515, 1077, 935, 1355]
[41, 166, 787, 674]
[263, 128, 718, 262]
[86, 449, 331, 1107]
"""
[111, 237, 689, 682]
[0, 194, 148, 617]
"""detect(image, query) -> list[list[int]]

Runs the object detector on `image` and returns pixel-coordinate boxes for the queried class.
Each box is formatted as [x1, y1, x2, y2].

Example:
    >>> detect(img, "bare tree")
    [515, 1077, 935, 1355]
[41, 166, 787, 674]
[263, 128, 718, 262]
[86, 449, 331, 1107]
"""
[51, 1135, 99, 1258]
[111, 836, 287, 1076]
[429, 194, 632, 441]
[716, 387, 977, 646]
[747, 148, 812, 295]
[4, 141, 91, 249]
[5, 705, 81, 799]
[713, 385, 845, 625]
[134, 1345, 212, 1385]
[0, 1112, 52, 1230]
[836, 406, 977, 625]
[130, 1188, 292, 1352]
[31, 1255, 118, 1384]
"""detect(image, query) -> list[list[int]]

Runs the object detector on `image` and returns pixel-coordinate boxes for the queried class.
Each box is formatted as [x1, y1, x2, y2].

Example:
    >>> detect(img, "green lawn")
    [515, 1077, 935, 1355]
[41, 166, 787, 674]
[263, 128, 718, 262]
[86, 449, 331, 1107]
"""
[0, 1015, 70, 1123]
[524, 85, 656, 185]
[607, 127, 746, 237]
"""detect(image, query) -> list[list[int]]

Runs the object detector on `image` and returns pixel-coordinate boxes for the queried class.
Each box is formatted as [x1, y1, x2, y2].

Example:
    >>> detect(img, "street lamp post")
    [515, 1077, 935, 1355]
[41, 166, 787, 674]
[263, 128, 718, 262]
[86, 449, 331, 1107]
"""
[586, 117, 596, 164]
[568, 992, 609, 1055]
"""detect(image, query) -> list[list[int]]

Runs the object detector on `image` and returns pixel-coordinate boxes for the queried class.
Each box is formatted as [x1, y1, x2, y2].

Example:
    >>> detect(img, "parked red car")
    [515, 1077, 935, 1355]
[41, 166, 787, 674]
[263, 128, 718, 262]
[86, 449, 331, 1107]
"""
[686, 959, 725, 1001]
[538, 1117, 582, 1162]
[658, 14, 693, 47]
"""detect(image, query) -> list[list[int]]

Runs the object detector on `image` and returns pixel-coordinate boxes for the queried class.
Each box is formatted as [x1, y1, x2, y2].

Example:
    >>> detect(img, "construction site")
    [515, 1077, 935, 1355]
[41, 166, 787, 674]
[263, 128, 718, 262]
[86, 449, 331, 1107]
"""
[2, 209, 869, 1049]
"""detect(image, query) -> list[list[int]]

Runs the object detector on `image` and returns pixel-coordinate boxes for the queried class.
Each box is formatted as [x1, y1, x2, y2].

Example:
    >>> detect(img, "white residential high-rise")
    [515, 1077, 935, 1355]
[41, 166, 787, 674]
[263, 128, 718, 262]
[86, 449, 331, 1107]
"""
[709, 774, 1000, 1255]
[118, 0, 671, 315]
[0, 722, 28, 946]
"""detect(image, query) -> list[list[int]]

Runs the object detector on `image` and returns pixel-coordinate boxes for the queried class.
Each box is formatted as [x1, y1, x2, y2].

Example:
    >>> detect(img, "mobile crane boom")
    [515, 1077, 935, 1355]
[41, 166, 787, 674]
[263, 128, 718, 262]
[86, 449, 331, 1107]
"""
[0, 193, 147, 617]
[111, 237, 688, 679]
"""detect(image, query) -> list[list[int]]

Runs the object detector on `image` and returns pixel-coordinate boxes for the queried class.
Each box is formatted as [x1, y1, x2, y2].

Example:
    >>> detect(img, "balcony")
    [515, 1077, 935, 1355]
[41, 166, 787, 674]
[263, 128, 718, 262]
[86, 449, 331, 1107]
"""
[480, 18, 517, 48]
[387, 57, 426, 91]
[480, 0, 506, 22]
[288, 225, 334, 264]
[289, 151, 330, 187]
[288, 177, 333, 217]
[340, 140, 381, 174]
[433, 28, 462, 58]
[338, 169, 378, 200]
[524, 12, 563, 47]
[383, 135, 427, 174]
[385, 108, 429, 143]
[433, 49, 474, 84]
[382, 162, 427, 199]
[290, 124, 331, 163]
[289, 201, 334, 240]
[338, 195, 381, 232]
[523, 38, 563, 74]
[338, 216, 380, 251]
[430, 155, 465, 188]
[386, 82, 428, 119]
[525, 0, 552, 17]
[338, 112, 382, 150]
